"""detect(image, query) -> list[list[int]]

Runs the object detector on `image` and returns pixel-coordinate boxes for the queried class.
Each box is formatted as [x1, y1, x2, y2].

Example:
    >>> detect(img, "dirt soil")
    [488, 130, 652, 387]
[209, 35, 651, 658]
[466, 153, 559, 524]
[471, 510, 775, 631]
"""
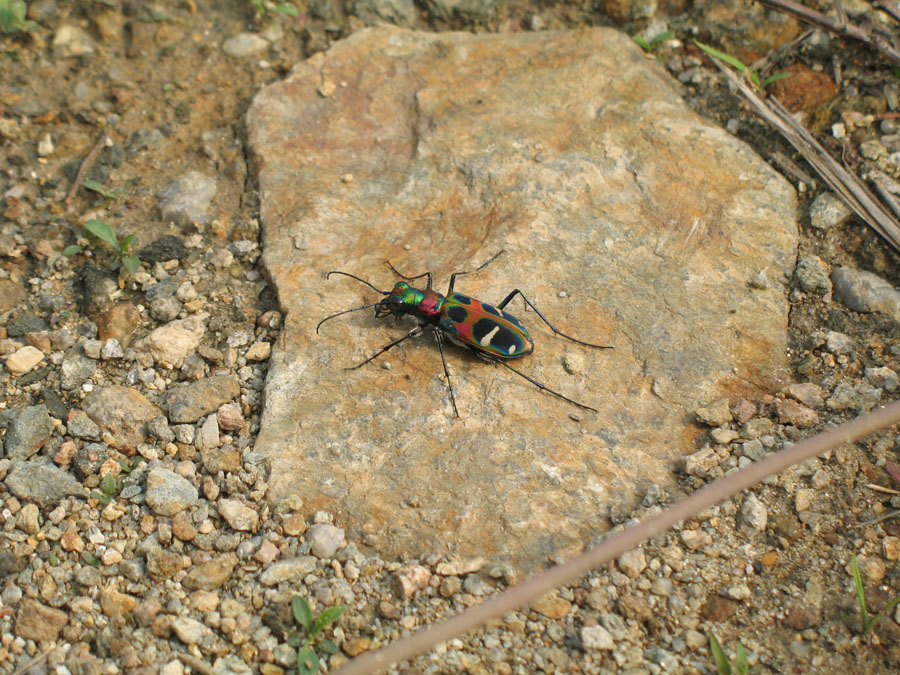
[3, 0, 900, 673]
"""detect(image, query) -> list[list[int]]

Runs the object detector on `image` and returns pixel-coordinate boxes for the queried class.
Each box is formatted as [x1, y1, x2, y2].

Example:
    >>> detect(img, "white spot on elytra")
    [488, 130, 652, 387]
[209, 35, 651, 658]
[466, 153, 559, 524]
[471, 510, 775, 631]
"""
[508, 344, 516, 355]
[479, 325, 500, 347]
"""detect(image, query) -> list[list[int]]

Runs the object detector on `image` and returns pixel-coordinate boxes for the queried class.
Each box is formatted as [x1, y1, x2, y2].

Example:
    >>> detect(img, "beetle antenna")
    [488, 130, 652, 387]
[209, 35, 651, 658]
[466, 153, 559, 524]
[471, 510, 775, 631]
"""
[316, 301, 389, 333]
[326, 271, 390, 294]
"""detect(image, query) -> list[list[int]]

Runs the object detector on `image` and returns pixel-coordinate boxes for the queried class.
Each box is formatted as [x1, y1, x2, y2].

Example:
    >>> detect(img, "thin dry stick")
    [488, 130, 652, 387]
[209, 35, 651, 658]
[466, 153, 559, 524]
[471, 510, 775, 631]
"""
[12, 648, 55, 675]
[757, 0, 900, 67]
[874, 0, 900, 25]
[335, 399, 900, 675]
[64, 130, 110, 208]
[711, 60, 900, 253]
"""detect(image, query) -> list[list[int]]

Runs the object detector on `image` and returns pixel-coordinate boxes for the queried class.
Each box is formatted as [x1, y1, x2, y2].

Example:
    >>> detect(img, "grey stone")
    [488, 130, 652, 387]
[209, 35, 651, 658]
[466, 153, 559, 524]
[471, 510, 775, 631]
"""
[738, 493, 767, 534]
[260, 557, 317, 585]
[60, 347, 97, 391]
[6, 461, 86, 507]
[808, 192, 851, 230]
[221, 33, 269, 58]
[827, 381, 882, 413]
[832, 267, 900, 321]
[145, 468, 198, 516]
[794, 256, 831, 294]
[3, 405, 54, 460]
[157, 171, 217, 227]
[306, 524, 346, 558]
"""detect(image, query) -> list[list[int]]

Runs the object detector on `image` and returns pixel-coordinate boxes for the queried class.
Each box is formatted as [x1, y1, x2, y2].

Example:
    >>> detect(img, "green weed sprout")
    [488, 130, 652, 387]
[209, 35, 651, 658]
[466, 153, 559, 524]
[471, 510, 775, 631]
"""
[63, 219, 141, 274]
[250, 0, 298, 17]
[851, 554, 900, 638]
[633, 30, 674, 53]
[90, 458, 144, 505]
[82, 179, 123, 200]
[0, 0, 38, 34]
[709, 632, 748, 675]
[289, 596, 344, 675]
[694, 40, 790, 89]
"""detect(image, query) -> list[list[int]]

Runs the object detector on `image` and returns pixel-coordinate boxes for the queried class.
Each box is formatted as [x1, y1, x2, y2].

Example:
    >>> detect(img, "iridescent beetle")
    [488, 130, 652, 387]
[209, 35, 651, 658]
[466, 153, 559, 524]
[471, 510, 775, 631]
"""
[316, 253, 611, 416]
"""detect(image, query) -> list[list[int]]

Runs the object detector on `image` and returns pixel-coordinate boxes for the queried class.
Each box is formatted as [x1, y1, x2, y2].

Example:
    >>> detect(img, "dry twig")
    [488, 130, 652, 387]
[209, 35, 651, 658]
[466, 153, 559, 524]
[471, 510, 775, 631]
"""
[334, 400, 900, 675]
[64, 130, 111, 208]
[757, 0, 900, 67]
[711, 60, 900, 253]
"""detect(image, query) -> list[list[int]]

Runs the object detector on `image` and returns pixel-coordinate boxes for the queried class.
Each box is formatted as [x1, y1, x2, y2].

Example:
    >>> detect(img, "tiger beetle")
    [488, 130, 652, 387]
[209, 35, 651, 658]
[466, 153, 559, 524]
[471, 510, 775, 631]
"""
[315, 252, 612, 417]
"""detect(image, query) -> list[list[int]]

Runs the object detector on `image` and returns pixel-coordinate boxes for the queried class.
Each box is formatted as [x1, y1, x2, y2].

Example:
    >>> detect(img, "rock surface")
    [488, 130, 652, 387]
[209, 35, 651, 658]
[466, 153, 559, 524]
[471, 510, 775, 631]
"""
[247, 27, 797, 569]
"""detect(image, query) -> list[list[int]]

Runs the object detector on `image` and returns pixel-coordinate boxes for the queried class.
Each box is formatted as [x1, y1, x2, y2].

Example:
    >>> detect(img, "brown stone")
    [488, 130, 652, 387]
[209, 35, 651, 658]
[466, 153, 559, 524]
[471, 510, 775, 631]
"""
[100, 588, 138, 617]
[82, 385, 162, 448]
[97, 303, 141, 348]
[774, 398, 818, 428]
[770, 64, 839, 114]
[530, 592, 572, 619]
[182, 554, 237, 590]
[249, 26, 796, 570]
[14, 599, 68, 642]
[700, 595, 738, 623]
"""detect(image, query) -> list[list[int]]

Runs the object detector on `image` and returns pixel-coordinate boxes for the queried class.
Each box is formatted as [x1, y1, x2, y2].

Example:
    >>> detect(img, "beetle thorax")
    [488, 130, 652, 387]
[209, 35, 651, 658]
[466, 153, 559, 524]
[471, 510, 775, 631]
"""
[388, 282, 444, 319]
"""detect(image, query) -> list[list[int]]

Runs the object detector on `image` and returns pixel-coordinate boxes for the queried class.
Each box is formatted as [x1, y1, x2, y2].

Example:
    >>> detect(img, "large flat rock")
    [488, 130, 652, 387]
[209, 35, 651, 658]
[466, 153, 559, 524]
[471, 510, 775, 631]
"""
[246, 27, 797, 570]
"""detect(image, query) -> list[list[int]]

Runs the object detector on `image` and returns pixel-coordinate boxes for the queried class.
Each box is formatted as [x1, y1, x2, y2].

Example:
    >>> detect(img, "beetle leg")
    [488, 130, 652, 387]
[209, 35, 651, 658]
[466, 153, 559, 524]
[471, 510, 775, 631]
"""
[346, 325, 423, 370]
[385, 261, 433, 290]
[432, 328, 460, 418]
[446, 250, 505, 295]
[482, 354, 598, 412]
[495, 289, 612, 350]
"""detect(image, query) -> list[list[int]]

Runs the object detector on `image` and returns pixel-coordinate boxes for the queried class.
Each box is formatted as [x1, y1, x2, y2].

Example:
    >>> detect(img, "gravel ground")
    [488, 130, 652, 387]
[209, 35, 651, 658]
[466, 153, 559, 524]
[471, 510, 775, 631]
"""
[3, 1, 900, 673]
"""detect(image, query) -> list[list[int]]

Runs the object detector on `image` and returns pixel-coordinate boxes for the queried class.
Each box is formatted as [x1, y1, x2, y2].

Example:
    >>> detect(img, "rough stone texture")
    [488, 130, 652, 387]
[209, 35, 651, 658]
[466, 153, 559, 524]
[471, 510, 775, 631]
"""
[6, 460, 87, 507]
[247, 27, 797, 569]
[167, 374, 241, 424]
[82, 385, 162, 449]
[14, 599, 68, 642]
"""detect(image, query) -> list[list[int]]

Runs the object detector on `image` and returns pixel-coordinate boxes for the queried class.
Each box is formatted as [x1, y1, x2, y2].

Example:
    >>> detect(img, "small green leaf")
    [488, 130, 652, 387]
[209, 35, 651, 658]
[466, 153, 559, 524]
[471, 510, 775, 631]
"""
[292, 596, 314, 632]
[122, 256, 141, 275]
[318, 638, 339, 655]
[632, 35, 650, 52]
[313, 606, 345, 635]
[749, 70, 760, 87]
[274, 3, 299, 15]
[82, 179, 105, 193]
[102, 473, 118, 495]
[708, 632, 731, 675]
[84, 220, 120, 249]
[63, 245, 83, 256]
[693, 40, 748, 74]
[120, 233, 136, 252]
[734, 643, 748, 675]
[297, 646, 319, 675]
[761, 71, 791, 88]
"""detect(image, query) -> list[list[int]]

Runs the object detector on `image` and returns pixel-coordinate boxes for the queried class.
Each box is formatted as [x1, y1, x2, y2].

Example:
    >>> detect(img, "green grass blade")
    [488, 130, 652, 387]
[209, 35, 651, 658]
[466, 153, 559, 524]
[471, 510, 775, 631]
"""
[632, 35, 650, 52]
[275, 3, 299, 15]
[852, 555, 870, 632]
[63, 245, 83, 256]
[693, 40, 748, 74]
[761, 71, 791, 88]
[868, 594, 900, 635]
[84, 220, 120, 249]
[708, 632, 731, 675]
[649, 31, 674, 47]
[735, 643, 748, 675]
[292, 596, 314, 633]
